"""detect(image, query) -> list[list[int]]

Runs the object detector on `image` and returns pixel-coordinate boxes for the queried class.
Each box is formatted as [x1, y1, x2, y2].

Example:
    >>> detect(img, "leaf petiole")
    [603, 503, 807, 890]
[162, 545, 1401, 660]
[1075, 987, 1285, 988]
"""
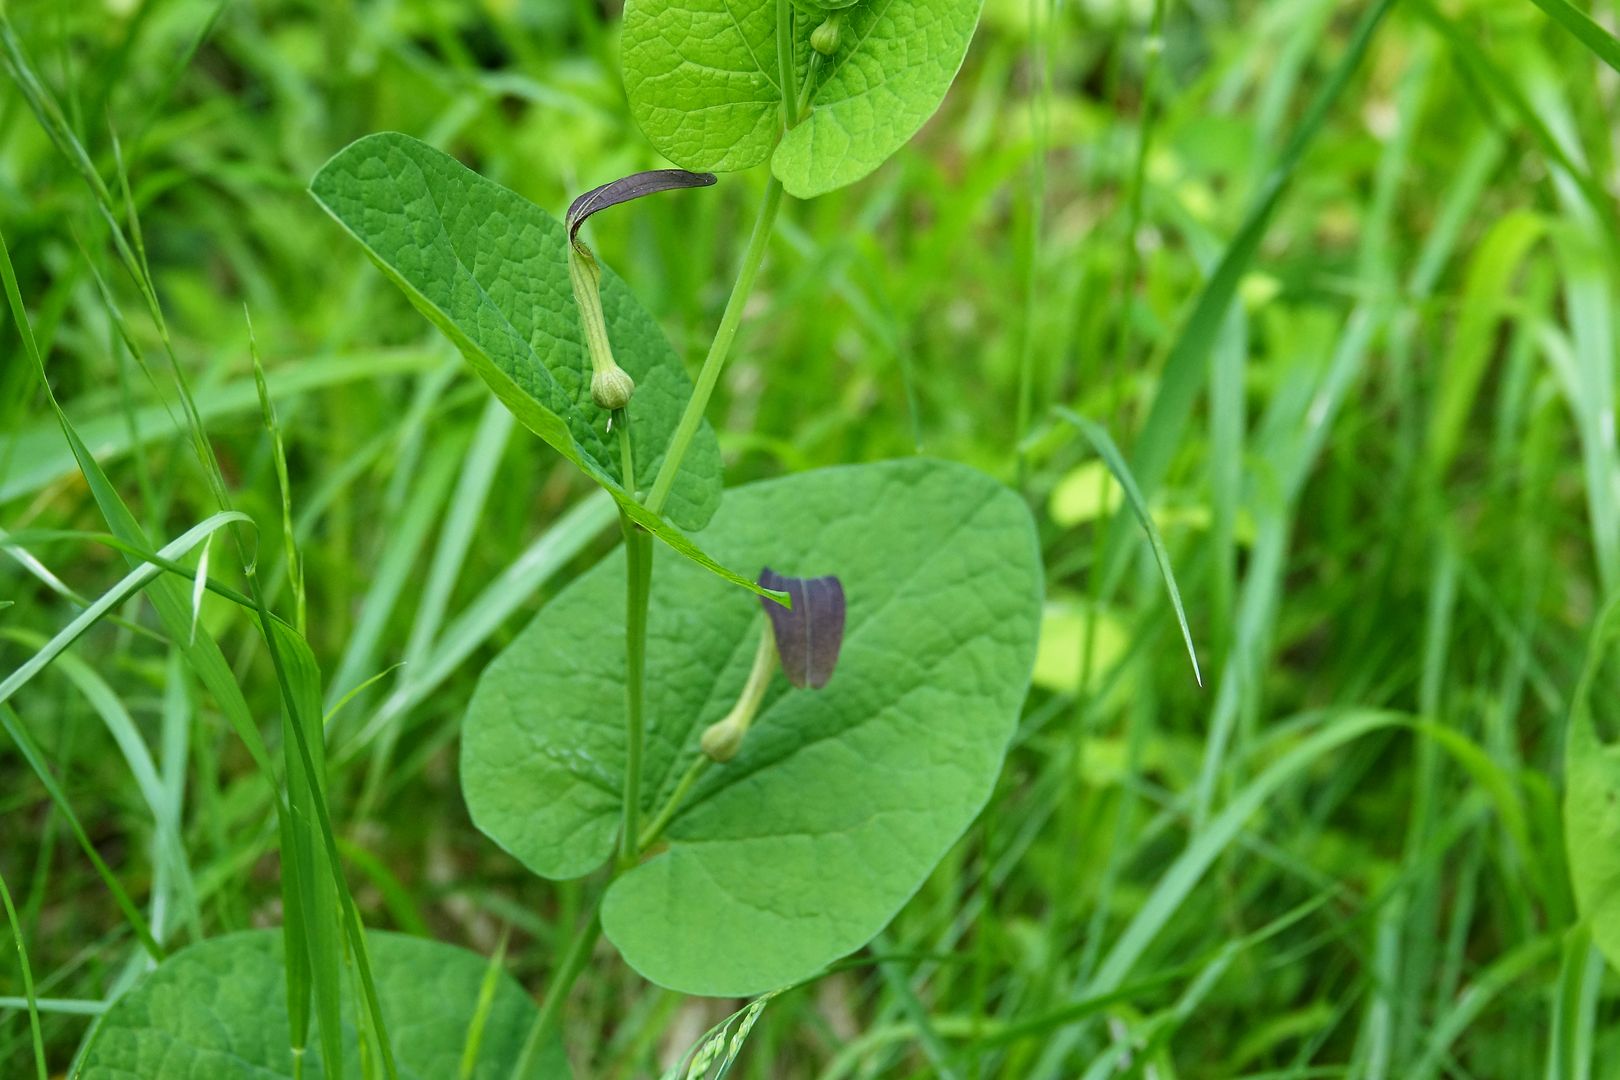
[637, 754, 710, 852]
[795, 50, 823, 118]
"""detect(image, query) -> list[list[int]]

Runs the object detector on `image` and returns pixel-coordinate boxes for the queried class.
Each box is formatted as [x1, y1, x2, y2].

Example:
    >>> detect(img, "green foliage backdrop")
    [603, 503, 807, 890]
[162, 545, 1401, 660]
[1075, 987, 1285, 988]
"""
[4, 0, 1620, 1076]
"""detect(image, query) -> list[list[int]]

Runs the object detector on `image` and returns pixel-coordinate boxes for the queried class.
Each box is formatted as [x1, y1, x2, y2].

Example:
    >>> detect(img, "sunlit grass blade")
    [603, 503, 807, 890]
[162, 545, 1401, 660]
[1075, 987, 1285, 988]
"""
[871, 929, 958, 1080]
[1545, 927, 1601, 1080]
[1055, 408, 1200, 686]
[1414, 0, 1620, 249]
[1094, 710, 1402, 990]
[1426, 211, 1547, 479]
[188, 533, 211, 645]
[339, 490, 616, 763]
[155, 650, 197, 944]
[1525, 0, 1620, 75]
[324, 427, 466, 717]
[359, 397, 513, 813]
[0, 998, 105, 1016]
[1, 26, 405, 1066]
[0, 350, 444, 506]
[0, 513, 249, 710]
[0, 216, 281, 800]
[1030, 710, 1405, 1076]
[269, 620, 343, 1079]
[459, 928, 510, 1080]
[251, 311, 306, 632]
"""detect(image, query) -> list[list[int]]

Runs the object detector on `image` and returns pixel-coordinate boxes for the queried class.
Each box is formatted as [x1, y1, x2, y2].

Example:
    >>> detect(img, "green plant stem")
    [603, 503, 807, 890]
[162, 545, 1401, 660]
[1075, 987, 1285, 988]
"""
[645, 176, 785, 516]
[615, 409, 636, 499]
[618, 528, 652, 871]
[777, 0, 800, 129]
[547, 45, 791, 1053]
[638, 754, 710, 850]
[510, 905, 603, 1080]
[795, 51, 823, 117]
[617, 406, 651, 870]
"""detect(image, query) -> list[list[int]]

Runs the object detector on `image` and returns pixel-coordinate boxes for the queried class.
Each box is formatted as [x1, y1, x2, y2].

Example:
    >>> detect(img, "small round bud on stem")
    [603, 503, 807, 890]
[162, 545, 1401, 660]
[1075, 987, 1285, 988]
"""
[811, 14, 842, 55]
[700, 716, 745, 762]
[591, 366, 636, 410]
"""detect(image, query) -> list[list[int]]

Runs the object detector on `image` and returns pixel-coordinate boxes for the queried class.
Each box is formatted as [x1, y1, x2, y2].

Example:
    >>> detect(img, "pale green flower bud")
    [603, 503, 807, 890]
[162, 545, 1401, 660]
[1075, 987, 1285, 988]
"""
[811, 14, 841, 56]
[591, 366, 636, 411]
[700, 716, 746, 763]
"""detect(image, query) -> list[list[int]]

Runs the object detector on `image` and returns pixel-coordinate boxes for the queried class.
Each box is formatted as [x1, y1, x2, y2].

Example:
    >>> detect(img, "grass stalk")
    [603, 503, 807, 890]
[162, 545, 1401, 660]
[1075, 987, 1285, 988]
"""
[510, 907, 603, 1080]
[0, 857, 48, 1079]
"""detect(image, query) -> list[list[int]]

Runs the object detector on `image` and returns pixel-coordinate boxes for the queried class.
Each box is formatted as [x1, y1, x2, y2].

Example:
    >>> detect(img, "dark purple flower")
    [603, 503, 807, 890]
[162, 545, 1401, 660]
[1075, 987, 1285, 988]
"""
[758, 568, 846, 690]
[566, 169, 717, 247]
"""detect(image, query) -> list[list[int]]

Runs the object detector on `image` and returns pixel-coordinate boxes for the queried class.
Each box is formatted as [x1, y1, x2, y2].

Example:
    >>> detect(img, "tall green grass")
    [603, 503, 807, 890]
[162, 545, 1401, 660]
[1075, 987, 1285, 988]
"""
[3, 0, 1620, 1076]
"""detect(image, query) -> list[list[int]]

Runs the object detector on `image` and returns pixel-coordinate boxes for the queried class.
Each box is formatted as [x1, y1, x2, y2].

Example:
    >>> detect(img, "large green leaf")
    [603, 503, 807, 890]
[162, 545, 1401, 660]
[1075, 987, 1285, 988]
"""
[462, 459, 1041, 995]
[309, 132, 727, 543]
[78, 930, 566, 1078]
[621, 0, 984, 198]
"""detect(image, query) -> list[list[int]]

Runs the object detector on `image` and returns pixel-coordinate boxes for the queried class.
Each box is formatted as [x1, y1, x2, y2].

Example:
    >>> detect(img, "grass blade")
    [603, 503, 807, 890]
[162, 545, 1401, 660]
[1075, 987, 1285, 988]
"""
[0, 513, 250, 709]
[2, 701, 165, 962]
[1055, 408, 1200, 686]
[459, 929, 511, 1080]
[1525, 0, 1620, 75]
[1101, 0, 1398, 590]
[0, 866, 47, 1080]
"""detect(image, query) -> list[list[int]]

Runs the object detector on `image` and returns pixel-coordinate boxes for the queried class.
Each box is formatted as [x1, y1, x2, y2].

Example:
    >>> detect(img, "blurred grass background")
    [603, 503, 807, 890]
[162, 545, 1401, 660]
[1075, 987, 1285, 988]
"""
[4, 0, 1620, 1076]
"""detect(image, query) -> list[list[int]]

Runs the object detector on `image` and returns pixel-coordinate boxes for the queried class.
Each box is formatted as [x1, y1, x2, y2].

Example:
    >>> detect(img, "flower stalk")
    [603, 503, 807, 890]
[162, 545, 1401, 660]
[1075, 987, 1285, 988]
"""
[567, 241, 636, 411]
[701, 623, 779, 762]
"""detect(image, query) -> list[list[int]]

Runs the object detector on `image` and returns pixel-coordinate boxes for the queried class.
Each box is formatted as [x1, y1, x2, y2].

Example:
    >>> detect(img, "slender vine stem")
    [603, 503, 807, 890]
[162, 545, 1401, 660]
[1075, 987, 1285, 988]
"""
[616, 411, 636, 498]
[796, 51, 823, 117]
[536, 10, 797, 1059]
[509, 905, 603, 1080]
[776, 0, 800, 129]
[638, 754, 710, 851]
[616, 408, 652, 871]
[618, 526, 652, 869]
[645, 175, 785, 515]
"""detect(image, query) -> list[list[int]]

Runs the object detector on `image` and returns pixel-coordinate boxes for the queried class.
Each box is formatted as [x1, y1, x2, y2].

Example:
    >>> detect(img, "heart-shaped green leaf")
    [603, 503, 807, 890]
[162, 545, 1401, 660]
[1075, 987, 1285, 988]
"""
[77, 930, 565, 1079]
[621, 0, 984, 198]
[311, 134, 770, 598]
[462, 459, 1041, 995]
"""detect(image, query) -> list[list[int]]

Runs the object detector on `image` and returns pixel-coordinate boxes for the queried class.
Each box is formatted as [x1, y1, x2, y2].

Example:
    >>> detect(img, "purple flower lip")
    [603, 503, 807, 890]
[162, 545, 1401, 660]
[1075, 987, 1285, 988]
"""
[758, 568, 846, 690]
[566, 169, 717, 247]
